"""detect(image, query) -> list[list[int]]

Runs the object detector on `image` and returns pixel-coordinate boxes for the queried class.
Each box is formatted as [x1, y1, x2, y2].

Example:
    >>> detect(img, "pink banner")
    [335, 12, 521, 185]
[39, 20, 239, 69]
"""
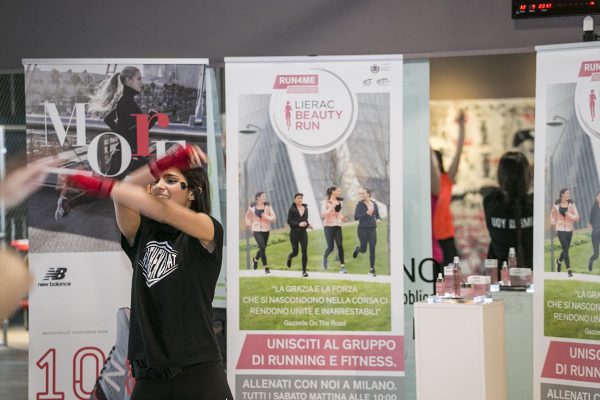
[237, 334, 404, 371]
[273, 75, 319, 89]
[541, 341, 600, 383]
[578, 60, 600, 77]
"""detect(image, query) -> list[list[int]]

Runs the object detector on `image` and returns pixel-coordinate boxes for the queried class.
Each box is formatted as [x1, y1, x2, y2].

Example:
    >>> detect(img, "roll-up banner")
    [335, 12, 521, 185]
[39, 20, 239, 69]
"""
[226, 55, 404, 399]
[534, 43, 600, 400]
[23, 59, 213, 400]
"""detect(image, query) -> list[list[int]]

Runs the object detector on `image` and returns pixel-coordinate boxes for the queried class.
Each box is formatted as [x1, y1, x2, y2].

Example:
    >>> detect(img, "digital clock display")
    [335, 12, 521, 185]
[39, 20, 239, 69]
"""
[512, 0, 600, 18]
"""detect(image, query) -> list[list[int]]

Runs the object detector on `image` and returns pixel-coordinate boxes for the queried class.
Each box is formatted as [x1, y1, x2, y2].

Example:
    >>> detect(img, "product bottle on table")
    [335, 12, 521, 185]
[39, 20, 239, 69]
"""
[452, 256, 461, 297]
[501, 261, 511, 286]
[508, 247, 517, 269]
[435, 273, 444, 297]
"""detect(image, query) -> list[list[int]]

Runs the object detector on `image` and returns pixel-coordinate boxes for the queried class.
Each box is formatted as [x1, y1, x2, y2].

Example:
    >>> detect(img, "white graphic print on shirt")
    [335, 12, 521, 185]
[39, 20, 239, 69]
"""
[139, 241, 179, 287]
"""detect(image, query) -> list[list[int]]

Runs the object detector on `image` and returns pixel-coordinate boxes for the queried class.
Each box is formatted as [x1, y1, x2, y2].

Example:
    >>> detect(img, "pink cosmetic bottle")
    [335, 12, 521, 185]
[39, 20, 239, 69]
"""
[452, 256, 461, 297]
[444, 265, 454, 296]
[508, 247, 517, 269]
[484, 259, 498, 284]
[435, 273, 445, 297]
[501, 261, 510, 286]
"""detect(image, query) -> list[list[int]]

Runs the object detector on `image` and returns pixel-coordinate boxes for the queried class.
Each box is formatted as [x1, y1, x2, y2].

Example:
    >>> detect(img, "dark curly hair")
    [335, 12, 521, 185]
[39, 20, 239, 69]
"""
[182, 166, 211, 214]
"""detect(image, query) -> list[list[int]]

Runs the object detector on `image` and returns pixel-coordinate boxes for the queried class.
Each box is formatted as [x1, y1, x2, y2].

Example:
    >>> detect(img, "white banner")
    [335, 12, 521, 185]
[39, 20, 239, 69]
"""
[24, 59, 211, 399]
[534, 43, 600, 400]
[226, 55, 404, 399]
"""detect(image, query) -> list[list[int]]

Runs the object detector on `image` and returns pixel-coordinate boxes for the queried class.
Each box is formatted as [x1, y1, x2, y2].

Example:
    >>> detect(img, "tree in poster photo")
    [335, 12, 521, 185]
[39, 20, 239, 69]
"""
[588, 191, 600, 271]
[550, 188, 580, 277]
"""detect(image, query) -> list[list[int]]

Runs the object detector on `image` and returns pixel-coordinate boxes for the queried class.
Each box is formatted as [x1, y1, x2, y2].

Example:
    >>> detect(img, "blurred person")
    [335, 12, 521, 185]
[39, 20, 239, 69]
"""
[430, 148, 443, 266]
[0, 158, 58, 319]
[513, 129, 535, 167]
[483, 152, 533, 279]
[550, 188, 579, 277]
[245, 192, 276, 274]
[432, 111, 466, 265]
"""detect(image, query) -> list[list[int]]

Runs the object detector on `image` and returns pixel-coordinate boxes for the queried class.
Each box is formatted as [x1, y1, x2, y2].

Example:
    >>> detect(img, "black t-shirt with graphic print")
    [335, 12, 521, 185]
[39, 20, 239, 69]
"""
[483, 188, 534, 269]
[121, 215, 223, 368]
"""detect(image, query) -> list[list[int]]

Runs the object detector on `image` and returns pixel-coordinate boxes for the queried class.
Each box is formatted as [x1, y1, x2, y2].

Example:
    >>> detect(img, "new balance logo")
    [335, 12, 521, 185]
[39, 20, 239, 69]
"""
[38, 267, 72, 287]
[44, 267, 68, 281]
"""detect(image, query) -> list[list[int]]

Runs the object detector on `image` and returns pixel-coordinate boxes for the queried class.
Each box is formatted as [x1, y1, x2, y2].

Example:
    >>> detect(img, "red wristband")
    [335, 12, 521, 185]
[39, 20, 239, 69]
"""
[66, 174, 116, 199]
[149, 144, 193, 179]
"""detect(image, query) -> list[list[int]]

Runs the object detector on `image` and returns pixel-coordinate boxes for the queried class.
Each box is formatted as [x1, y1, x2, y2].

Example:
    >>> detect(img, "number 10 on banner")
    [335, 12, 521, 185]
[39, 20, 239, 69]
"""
[35, 347, 131, 400]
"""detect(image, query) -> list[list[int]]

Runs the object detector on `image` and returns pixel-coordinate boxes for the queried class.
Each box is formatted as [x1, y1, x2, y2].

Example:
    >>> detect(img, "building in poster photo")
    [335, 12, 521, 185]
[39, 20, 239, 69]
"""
[227, 56, 404, 400]
[25, 62, 207, 253]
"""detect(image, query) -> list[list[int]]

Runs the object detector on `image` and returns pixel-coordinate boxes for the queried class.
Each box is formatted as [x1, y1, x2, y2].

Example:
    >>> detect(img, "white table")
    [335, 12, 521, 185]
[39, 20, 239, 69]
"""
[414, 300, 507, 400]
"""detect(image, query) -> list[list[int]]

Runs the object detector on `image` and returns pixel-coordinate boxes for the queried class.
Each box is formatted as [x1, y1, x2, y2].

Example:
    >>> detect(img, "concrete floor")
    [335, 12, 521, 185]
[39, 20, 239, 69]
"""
[0, 325, 28, 400]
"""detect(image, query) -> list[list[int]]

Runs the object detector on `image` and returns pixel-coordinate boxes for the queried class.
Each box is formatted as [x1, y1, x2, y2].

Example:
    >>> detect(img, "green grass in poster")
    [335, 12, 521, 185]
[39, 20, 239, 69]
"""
[544, 280, 600, 340]
[239, 276, 391, 331]
[239, 219, 390, 275]
[543, 231, 600, 276]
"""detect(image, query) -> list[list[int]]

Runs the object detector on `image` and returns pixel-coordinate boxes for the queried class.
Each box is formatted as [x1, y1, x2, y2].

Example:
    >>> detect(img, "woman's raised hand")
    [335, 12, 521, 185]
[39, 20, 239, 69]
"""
[149, 143, 208, 178]
[0, 157, 61, 209]
[187, 144, 208, 168]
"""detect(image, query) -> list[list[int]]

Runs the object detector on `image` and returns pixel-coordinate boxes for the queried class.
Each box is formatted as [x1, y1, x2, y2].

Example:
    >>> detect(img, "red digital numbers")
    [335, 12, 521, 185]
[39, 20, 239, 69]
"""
[515, 0, 599, 18]
[518, 2, 554, 12]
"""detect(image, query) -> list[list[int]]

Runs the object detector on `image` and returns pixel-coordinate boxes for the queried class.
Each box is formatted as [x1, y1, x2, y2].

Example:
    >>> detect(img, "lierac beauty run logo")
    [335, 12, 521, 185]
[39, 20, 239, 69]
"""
[269, 69, 357, 153]
[575, 60, 600, 140]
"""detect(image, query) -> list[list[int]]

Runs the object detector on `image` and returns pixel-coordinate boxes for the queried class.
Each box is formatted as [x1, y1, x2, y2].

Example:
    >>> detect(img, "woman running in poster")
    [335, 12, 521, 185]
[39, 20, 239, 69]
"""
[321, 186, 347, 273]
[287, 193, 310, 277]
[245, 192, 277, 274]
[353, 188, 382, 277]
[550, 188, 579, 277]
